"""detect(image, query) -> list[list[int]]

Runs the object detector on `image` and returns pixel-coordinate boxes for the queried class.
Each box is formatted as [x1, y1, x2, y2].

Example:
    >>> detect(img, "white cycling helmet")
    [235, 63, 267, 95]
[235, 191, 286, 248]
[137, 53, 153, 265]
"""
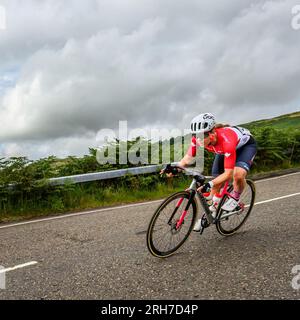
[190, 113, 216, 134]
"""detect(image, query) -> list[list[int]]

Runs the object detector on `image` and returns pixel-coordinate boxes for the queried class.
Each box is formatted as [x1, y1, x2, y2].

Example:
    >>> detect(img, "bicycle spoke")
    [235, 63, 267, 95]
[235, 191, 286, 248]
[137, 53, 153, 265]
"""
[148, 192, 196, 256]
[217, 181, 255, 235]
[153, 228, 172, 251]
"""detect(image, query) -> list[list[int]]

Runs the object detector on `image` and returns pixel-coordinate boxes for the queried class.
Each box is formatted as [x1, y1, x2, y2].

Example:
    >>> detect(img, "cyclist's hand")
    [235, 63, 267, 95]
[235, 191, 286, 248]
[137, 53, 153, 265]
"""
[159, 169, 173, 177]
[198, 181, 214, 193]
[160, 164, 180, 177]
[162, 171, 174, 178]
[159, 169, 164, 175]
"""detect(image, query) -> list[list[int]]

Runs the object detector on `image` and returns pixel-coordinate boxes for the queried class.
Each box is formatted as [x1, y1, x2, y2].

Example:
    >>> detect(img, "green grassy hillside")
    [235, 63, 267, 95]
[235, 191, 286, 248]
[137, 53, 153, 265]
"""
[241, 111, 300, 130]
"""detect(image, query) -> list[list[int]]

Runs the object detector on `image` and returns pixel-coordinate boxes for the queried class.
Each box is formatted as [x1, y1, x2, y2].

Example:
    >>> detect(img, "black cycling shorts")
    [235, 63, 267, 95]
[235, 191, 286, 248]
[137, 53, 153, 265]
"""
[212, 136, 257, 177]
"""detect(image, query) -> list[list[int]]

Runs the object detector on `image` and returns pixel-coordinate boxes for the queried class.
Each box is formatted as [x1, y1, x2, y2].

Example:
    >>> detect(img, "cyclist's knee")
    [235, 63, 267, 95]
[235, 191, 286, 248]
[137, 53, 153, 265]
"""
[235, 161, 251, 173]
[233, 167, 247, 181]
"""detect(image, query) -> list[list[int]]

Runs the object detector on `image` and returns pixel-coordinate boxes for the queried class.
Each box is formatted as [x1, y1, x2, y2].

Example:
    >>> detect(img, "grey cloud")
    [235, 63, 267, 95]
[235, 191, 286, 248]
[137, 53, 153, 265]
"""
[0, 0, 300, 159]
[1, 133, 96, 159]
[212, 0, 300, 106]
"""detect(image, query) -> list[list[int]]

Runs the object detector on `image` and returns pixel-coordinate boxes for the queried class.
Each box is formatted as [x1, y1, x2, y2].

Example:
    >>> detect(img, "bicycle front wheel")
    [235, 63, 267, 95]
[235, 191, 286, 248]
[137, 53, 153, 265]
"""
[146, 191, 197, 258]
[216, 179, 256, 236]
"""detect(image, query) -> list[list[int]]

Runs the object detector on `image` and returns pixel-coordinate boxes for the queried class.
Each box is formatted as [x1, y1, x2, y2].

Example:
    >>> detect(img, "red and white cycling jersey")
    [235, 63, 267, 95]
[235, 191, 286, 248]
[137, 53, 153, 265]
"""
[187, 126, 252, 170]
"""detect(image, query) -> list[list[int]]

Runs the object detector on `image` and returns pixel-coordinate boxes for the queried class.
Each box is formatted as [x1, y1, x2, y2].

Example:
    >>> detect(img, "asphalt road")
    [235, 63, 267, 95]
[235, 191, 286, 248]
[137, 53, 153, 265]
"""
[0, 172, 300, 300]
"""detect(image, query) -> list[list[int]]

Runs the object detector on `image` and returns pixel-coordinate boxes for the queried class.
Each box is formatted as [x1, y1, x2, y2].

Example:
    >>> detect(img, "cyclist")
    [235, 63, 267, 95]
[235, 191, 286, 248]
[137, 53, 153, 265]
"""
[162, 113, 257, 232]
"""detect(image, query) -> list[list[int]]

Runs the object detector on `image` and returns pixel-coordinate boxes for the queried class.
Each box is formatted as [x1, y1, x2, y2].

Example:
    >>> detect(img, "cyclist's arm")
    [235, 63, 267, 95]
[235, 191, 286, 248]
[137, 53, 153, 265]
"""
[211, 168, 233, 188]
[178, 136, 198, 167]
[178, 154, 195, 168]
[210, 134, 236, 187]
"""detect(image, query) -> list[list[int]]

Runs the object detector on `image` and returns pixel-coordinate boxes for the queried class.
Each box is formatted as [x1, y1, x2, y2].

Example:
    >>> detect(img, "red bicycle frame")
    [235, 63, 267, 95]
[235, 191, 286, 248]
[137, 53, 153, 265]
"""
[175, 180, 233, 229]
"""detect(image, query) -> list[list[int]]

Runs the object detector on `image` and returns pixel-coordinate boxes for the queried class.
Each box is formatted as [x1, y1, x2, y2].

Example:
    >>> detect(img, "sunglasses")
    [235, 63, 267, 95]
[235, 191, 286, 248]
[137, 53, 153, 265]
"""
[192, 131, 212, 139]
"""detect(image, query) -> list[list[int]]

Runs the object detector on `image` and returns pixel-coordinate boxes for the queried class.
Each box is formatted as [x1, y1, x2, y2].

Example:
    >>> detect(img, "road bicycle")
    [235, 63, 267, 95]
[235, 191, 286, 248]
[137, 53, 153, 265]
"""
[146, 164, 256, 258]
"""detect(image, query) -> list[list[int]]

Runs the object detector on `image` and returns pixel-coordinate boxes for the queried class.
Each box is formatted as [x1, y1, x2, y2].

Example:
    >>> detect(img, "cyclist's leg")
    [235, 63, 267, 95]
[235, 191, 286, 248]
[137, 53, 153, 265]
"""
[222, 139, 257, 211]
[194, 154, 224, 231]
[232, 167, 247, 196]
[211, 154, 224, 195]
[233, 139, 257, 196]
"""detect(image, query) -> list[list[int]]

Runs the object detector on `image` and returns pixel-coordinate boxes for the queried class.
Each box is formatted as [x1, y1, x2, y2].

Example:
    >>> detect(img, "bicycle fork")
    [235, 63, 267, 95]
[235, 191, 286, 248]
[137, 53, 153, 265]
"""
[174, 190, 213, 234]
[167, 178, 214, 232]
[175, 190, 196, 229]
[167, 190, 196, 230]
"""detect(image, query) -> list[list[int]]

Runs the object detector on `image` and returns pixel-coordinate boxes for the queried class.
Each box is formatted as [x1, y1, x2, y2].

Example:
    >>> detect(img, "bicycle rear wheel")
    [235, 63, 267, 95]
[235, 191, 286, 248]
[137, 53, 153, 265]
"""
[216, 179, 256, 236]
[146, 191, 197, 258]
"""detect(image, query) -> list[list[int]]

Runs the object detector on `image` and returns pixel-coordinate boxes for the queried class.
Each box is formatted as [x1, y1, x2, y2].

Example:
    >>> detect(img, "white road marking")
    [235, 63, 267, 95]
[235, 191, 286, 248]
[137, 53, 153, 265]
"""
[254, 171, 300, 183]
[207, 171, 300, 182]
[0, 171, 299, 230]
[254, 192, 300, 206]
[0, 261, 38, 274]
[0, 200, 163, 230]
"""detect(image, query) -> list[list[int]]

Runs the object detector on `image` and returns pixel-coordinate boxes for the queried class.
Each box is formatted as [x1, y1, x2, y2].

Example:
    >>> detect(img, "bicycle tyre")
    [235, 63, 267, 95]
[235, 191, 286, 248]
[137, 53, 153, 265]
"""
[215, 179, 256, 236]
[146, 191, 197, 258]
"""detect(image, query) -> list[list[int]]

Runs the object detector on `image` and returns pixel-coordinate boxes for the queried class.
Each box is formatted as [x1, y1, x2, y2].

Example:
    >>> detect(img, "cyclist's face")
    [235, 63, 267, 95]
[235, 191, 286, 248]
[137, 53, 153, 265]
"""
[203, 130, 217, 146]
[193, 130, 216, 146]
[203, 133, 211, 147]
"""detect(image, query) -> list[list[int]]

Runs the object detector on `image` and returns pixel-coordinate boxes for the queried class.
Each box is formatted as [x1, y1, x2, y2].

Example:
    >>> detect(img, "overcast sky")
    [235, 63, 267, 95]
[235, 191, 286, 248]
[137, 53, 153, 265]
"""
[0, 0, 300, 159]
